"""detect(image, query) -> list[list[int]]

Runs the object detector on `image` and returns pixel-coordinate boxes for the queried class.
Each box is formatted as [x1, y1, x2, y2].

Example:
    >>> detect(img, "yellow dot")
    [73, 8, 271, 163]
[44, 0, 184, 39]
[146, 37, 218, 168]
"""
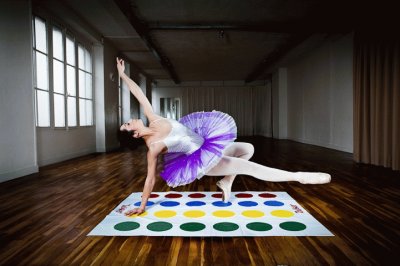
[212, 210, 235, 218]
[127, 211, 148, 218]
[242, 210, 265, 218]
[271, 210, 294, 218]
[183, 210, 206, 218]
[154, 210, 177, 218]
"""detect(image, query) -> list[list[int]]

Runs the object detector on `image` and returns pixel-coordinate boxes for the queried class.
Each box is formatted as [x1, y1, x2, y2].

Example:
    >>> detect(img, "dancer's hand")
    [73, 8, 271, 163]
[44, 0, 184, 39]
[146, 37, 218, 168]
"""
[116, 57, 125, 76]
[125, 207, 145, 216]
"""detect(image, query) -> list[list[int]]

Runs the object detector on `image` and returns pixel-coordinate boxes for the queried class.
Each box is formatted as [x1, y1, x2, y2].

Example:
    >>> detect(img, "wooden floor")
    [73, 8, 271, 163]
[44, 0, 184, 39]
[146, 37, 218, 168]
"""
[0, 137, 399, 265]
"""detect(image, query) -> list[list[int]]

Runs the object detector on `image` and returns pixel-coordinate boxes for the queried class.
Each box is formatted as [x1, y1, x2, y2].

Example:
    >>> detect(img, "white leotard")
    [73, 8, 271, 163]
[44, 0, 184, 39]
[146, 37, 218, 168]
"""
[150, 118, 204, 154]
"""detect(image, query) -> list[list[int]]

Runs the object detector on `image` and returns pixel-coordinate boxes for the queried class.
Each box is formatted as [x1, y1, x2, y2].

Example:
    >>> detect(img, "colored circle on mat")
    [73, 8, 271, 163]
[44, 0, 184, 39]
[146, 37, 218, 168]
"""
[271, 210, 294, 218]
[154, 210, 177, 218]
[259, 193, 277, 198]
[246, 222, 273, 232]
[180, 222, 206, 232]
[213, 222, 239, 232]
[147, 222, 173, 232]
[212, 200, 232, 207]
[238, 201, 258, 207]
[235, 193, 253, 198]
[160, 201, 180, 207]
[165, 193, 182, 198]
[114, 221, 140, 231]
[149, 193, 159, 198]
[134, 201, 154, 207]
[184, 210, 206, 218]
[186, 201, 206, 207]
[212, 201, 232, 207]
[242, 210, 265, 218]
[264, 200, 284, 207]
[213, 210, 235, 218]
[188, 193, 206, 198]
[211, 193, 223, 198]
[126, 211, 148, 218]
[280, 221, 306, 231]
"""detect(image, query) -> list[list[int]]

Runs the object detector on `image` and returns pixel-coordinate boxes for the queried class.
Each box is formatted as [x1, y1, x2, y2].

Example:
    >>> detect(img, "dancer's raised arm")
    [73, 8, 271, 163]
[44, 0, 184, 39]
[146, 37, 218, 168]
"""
[116, 57, 158, 121]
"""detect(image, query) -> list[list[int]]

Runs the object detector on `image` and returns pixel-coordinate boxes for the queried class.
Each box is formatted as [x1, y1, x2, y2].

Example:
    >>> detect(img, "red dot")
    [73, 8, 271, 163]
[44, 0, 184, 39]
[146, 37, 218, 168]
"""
[149, 193, 159, 198]
[211, 193, 223, 198]
[259, 193, 277, 198]
[188, 193, 206, 198]
[235, 193, 253, 198]
[165, 193, 183, 198]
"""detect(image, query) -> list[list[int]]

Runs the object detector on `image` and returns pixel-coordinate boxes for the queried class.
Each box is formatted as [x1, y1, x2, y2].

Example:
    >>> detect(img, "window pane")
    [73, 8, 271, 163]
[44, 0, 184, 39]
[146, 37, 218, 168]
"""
[66, 36, 75, 66]
[79, 70, 85, 98]
[36, 52, 48, 90]
[78, 45, 85, 69]
[85, 73, 92, 99]
[54, 94, 65, 127]
[53, 60, 64, 94]
[52, 27, 63, 61]
[85, 48, 92, 72]
[67, 97, 77, 127]
[34, 17, 47, 53]
[86, 100, 93, 125]
[79, 99, 86, 125]
[36, 90, 50, 127]
[67, 66, 76, 96]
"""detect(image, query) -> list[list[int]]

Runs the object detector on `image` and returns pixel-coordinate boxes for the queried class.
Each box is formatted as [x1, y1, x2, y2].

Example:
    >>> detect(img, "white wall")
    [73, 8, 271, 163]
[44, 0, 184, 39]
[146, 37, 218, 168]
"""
[0, 0, 38, 182]
[285, 33, 353, 152]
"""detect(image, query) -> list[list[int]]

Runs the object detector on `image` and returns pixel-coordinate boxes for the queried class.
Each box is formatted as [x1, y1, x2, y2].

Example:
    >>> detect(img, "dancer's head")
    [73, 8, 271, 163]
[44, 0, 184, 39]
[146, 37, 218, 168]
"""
[120, 118, 144, 138]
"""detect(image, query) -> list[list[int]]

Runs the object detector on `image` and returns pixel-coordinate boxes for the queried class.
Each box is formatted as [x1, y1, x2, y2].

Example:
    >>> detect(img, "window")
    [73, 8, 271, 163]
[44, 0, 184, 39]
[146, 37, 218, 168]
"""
[78, 45, 93, 126]
[32, 16, 93, 128]
[33, 17, 50, 127]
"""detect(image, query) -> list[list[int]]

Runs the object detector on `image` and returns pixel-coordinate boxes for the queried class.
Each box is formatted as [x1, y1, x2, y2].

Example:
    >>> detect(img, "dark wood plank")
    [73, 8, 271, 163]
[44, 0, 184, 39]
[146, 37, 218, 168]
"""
[0, 137, 399, 265]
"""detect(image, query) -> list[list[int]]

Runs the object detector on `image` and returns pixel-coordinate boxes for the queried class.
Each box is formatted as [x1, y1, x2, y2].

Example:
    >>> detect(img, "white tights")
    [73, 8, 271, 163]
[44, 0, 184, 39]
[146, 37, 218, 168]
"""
[206, 142, 331, 188]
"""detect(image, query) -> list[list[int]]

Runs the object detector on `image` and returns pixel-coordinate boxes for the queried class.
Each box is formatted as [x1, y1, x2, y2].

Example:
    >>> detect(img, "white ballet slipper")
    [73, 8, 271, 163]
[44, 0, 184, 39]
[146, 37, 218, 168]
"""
[216, 179, 232, 203]
[296, 172, 331, 184]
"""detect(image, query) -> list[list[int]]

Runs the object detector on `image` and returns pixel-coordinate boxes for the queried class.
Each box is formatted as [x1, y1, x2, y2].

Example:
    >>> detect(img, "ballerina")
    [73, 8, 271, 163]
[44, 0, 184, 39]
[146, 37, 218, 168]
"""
[116, 58, 331, 215]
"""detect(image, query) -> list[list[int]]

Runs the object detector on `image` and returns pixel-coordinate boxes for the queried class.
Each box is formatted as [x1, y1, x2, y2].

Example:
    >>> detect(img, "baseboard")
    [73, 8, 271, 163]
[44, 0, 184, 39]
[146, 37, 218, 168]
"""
[289, 137, 353, 153]
[38, 149, 96, 166]
[0, 165, 39, 183]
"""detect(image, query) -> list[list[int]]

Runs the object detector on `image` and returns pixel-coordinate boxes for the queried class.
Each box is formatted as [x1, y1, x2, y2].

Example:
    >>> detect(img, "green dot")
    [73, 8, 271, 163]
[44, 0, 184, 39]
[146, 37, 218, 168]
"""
[213, 222, 239, 232]
[147, 221, 173, 232]
[180, 222, 206, 232]
[114, 221, 140, 231]
[279, 221, 307, 231]
[246, 222, 273, 232]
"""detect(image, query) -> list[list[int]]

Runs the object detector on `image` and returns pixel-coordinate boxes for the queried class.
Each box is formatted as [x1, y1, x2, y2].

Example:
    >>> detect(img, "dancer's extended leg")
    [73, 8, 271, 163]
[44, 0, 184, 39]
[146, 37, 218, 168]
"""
[216, 142, 254, 202]
[208, 155, 331, 199]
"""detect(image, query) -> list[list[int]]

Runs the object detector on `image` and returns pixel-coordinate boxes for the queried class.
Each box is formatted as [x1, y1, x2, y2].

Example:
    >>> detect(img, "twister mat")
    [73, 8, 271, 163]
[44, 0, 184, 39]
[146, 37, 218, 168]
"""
[88, 192, 333, 237]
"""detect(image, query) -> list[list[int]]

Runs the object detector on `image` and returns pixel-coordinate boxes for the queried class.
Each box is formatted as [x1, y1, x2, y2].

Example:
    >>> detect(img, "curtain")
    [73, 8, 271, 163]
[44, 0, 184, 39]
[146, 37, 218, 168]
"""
[183, 86, 271, 137]
[354, 32, 400, 171]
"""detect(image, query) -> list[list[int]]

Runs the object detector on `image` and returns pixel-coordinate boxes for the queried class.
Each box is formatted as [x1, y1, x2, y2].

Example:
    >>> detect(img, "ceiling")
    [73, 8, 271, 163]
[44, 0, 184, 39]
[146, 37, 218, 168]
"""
[33, 0, 394, 83]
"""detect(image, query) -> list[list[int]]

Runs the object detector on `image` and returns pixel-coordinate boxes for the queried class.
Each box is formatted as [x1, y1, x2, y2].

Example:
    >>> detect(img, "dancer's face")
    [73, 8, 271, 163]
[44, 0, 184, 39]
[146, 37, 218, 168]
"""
[120, 118, 143, 138]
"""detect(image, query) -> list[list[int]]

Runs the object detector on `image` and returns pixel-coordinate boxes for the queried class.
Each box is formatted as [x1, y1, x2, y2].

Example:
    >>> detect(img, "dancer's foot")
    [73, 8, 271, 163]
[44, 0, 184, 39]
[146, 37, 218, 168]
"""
[295, 172, 331, 184]
[216, 179, 232, 203]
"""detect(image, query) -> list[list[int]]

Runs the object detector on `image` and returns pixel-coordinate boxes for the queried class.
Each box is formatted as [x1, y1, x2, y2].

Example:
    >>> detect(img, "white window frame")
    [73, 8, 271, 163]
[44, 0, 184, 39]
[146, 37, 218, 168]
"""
[32, 15, 94, 129]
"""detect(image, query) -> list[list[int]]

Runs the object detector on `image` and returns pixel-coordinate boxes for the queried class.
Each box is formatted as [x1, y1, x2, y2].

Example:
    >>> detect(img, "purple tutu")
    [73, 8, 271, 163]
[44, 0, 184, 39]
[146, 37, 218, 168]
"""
[160, 111, 237, 187]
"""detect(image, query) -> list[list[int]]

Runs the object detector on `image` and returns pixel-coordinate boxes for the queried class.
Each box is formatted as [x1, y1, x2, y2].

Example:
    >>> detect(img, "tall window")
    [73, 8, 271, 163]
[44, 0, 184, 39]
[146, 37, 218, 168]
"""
[78, 45, 93, 126]
[32, 16, 93, 128]
[66, 35, 77, 127]
[33, 17, 50, 127]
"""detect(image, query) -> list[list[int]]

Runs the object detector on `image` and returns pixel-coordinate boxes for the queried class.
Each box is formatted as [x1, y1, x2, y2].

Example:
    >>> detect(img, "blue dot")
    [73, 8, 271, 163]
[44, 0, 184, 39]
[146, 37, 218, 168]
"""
[264, 200, 284, 206]
[186, 201, 206, 207]
[160, 201, 180, 207]
[212, 201, 232, 207]
[238, 201, 258, 207]
[134, 201, 154, 207]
